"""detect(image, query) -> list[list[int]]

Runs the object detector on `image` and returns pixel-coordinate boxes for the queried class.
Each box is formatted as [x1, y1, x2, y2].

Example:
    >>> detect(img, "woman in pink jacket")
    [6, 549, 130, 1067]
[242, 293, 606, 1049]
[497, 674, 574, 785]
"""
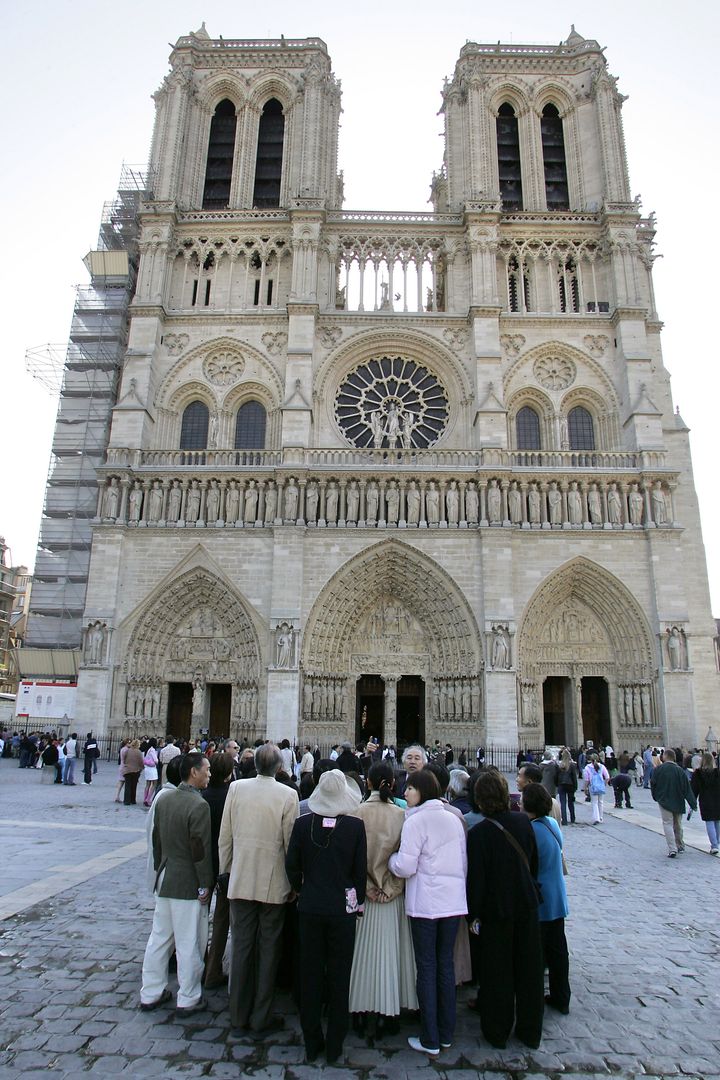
[388, 768, 467, 1057]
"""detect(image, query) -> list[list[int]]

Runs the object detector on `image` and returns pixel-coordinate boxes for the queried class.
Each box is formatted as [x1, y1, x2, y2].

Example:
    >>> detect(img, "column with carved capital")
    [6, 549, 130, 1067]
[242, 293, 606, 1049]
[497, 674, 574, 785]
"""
[418, 479, 427, 528]
[377, 478, 387, 529]
[254, 480, 265, 528]
[237, 479, 246, 527]
[358, 479, 367, 528]
[438, 480, 448, 529]
[118, 477, 130, 525]
[479, 479, 488, 527]
[318, 479, 327, 527]
[197, 479, 207, 528]
[218, 478, 227, 525]
[398, 479, 407, 529]
[384, 674, 399, 748]
[338, 479, 347, 528]
[620, 482, 631, 531]
[296, 479, 306, 526]
[274, 478, 285, 525]
[539, 482, 549, 529]
[458, 480, 467, 529]
[500, 479, 510, 527]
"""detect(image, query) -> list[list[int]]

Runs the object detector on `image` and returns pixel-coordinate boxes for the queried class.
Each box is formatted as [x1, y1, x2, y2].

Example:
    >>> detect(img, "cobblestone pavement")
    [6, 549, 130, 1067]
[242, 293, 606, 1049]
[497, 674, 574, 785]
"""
[1, 758, 719, 1079]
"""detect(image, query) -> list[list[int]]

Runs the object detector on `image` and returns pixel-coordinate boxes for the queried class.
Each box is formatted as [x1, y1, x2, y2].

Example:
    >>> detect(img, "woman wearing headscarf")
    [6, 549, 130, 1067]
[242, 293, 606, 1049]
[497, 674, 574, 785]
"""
[466, 770, 544, 1050]
[349, 762, 417, 1035]
[388, 768, 467, 1057]
[286, 769, 367, 1065]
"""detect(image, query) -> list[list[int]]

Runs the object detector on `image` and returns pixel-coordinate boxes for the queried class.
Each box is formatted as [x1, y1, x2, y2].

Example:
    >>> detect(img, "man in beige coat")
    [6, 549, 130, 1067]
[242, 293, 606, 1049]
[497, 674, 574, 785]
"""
[219, 742, 298, 1037]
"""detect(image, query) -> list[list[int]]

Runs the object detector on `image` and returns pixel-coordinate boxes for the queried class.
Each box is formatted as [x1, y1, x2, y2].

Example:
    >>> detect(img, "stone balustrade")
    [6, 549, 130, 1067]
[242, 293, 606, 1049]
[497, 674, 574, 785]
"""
[95, 468, 678, 531]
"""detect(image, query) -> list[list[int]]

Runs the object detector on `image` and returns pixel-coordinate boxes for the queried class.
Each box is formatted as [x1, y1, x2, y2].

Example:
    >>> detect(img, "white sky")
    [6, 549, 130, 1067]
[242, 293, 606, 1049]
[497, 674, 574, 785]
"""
[1, 0, 718, 614]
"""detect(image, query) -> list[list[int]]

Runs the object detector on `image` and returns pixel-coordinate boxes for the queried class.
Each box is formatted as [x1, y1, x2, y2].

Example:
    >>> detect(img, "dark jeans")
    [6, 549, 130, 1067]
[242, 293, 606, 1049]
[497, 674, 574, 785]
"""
[540, 918, 570, 1011]
[297, 912, 356, 1060]
[409, 915, 460, 1050]
[228, 899, 286, 1032]
[204, 889, 230, 983]
[123, 771, 141, 804]
[477, 915, 544, 1048]
[558, 787, 575, 823]
[612, 776, 632, 807]
[83, 757, 93, 784]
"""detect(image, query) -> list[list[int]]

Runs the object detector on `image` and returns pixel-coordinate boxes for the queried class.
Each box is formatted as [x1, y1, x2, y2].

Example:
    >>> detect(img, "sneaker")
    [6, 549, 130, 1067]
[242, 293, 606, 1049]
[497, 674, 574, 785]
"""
[140, 988, 172, 1011]
[711, 848, 719, 856]
[175, 996, 208, 1017]
[440, 1042, 452, 1049]
[677, 846, 685, 853]
[668, 852, 677, 858]
[407, 1037, 439, 1056]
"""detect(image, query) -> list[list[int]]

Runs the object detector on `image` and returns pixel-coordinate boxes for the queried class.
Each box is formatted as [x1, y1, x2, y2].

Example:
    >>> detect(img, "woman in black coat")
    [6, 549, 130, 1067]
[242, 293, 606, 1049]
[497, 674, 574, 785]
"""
[286, 770, 366, 1065]
[466, 770, 544, 1050]
[690, 753, 720, 855]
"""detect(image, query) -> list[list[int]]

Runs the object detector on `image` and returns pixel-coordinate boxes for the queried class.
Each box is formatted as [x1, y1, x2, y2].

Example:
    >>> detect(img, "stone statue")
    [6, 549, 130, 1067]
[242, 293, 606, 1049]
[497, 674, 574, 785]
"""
[652, 481, 667, 525]
[306, 481, 319, 524]
[528, 483, 541, 524]
[508, 481, 522, 524]
[548, 482, 562, 525]
[151, 687, 161, 719]
[406, 481, 420, 525]
[425, 481, 440, 524]
[369, 410, 384, 448]
[667, 627, 682, 670]
[366, 482, 379, 524]
[206, 479, 220, 523]
[628, 483, 643, 525]
[225, 480, 240, 523]
[85, 621, 105, 665]
[284, 478, 298, 522]
[401, 411, 416, 449]
[624, 684, 633, 722]
[185, 479, 201, 523]
[386, 480, 400, 524]
[264, 481, 277, 524]
[641, 684, 652, 725]
[209, 412, 219, 449]
[129, 480, 143, 523]
[244, 479, 258, 524]
[567, 481, 582, 525]
[148, 480, 163, 523]
[487, 479, 501, 524]
[192, 677, 205, 716]
[103, 477, 120, 520]
[588, 483, 602, 525]
[491, 626, 510, 669]
[617, 684, 626, 724]
[465, 482, 479, 524]
[276, 624, 292, 668]
[346, 480, 359, 523]
[521, 682, 537, 726]
[385, 404, 402, 448]
[607, 483, 622, 525]
[462, 679, 471, 718]
[168, 480, 182, 522]
[326, 483, 338, 524]
[446, 481, 459, 525]
[633, 685, 642, 724]
[126, 686, 137, 717]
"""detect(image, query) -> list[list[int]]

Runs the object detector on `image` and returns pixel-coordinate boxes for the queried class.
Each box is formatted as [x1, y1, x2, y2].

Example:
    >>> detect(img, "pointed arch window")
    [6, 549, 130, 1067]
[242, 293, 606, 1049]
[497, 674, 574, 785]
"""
[541, 104, 569, 210]
[202, 99, 237, 210]
[516, 406, 541, 450]
[253, 98, 285, 208]
[234, 401, 267, 449]
[558, 257, 580, 313]
[180, 400, 210, 450]
[508, 256, 531, 313]
[497, 103, 523, 210]
[568, 406, 595, 450]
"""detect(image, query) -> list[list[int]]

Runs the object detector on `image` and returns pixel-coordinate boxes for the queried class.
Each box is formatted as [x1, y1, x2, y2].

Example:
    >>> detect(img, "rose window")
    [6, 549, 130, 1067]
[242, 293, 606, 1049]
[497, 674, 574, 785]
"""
[335, 356, 449, 449]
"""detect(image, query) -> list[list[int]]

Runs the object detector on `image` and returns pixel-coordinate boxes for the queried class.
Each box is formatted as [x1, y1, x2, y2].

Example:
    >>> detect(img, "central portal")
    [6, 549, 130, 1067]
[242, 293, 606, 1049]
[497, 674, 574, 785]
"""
[355, 674, 385, 743]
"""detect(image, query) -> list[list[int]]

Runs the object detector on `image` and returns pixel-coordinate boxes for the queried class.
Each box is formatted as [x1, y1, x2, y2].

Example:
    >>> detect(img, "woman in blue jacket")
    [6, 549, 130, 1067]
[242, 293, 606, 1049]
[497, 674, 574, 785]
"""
[522, 782, 570, 1014]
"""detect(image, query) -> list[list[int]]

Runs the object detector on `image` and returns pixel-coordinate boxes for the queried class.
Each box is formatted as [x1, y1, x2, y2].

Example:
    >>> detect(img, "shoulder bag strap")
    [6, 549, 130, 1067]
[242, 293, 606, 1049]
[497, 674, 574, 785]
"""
[487, 817, 533, 873]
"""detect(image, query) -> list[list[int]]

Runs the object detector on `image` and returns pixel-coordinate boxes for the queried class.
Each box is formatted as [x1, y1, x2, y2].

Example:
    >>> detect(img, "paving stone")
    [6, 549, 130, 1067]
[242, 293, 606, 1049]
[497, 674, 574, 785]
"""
[267, 1044, 306, 1064]
[186, 1040, 225, 1061]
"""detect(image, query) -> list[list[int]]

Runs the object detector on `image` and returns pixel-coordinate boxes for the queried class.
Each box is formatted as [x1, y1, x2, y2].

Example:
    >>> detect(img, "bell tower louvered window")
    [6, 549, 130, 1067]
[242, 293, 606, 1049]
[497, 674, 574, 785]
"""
[541, 104, 569, 210]
[497, 103, 523, 210]
[234, 402, 267, 449]
[516, 406, 541, 450]
[253, 99, 285, 208]
[180, 401, 210, 450]
[202, 99, 237, 210]
[568, 406, 595, 450]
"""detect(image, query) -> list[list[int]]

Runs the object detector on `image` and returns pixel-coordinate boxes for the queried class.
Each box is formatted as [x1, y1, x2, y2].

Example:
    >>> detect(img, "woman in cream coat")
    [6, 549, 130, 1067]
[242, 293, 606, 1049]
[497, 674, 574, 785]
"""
[349, 762, 417, 1032]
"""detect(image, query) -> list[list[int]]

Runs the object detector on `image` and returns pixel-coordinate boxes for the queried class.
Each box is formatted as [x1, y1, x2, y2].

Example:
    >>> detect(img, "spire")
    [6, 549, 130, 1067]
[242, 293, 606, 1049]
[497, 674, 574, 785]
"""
[192, 22, 210, 40]
[565, 25, 585, 46]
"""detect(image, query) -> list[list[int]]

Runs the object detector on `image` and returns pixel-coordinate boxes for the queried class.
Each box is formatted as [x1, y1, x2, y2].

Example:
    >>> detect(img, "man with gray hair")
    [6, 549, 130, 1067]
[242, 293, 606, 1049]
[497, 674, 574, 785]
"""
[396, 743, 428, 796]
[219, 742, 299, 1037]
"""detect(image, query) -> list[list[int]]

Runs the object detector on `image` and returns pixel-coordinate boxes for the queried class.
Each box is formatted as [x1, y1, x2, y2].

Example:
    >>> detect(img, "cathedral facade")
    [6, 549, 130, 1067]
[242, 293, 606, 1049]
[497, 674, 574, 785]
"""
[71, 26, 718, 751]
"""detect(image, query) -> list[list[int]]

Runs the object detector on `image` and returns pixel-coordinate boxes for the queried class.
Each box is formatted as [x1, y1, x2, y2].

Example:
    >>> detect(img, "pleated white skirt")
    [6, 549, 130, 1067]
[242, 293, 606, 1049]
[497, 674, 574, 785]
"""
[349, 894, 418, 1016]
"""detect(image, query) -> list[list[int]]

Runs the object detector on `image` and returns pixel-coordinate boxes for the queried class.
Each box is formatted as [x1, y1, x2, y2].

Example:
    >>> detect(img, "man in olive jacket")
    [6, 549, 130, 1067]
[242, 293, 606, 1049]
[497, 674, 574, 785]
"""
[650, 747, 697, 857]
[140, 752, 213, 1014]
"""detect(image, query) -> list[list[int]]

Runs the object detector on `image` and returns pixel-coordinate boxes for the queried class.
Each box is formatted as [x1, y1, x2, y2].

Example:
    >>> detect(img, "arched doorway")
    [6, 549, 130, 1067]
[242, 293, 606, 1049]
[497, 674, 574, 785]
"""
[120, 564, 262, 743]
[301, 540, 483, 748]
[518, 557, 659, 748]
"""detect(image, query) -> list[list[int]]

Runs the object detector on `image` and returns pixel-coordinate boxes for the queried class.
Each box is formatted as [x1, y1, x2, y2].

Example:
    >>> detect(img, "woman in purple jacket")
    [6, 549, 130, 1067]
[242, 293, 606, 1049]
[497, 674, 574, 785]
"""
[389, 768, 467, 1057]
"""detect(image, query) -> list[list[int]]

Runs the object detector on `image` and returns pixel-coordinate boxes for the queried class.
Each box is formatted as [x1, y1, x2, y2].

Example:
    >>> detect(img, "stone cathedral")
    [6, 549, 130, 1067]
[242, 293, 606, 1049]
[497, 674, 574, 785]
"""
[66, 25, 718, 751]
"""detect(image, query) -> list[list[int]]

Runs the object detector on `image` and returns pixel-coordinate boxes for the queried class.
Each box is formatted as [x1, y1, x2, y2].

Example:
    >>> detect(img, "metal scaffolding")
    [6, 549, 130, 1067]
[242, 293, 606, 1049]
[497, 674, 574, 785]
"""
[24, 165, 154, 649]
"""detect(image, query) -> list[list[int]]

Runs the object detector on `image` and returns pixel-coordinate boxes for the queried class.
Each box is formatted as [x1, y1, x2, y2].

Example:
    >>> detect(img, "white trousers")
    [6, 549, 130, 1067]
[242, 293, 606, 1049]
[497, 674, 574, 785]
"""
[141, 896, 209, 1008]
[591, 793, 604, 823]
